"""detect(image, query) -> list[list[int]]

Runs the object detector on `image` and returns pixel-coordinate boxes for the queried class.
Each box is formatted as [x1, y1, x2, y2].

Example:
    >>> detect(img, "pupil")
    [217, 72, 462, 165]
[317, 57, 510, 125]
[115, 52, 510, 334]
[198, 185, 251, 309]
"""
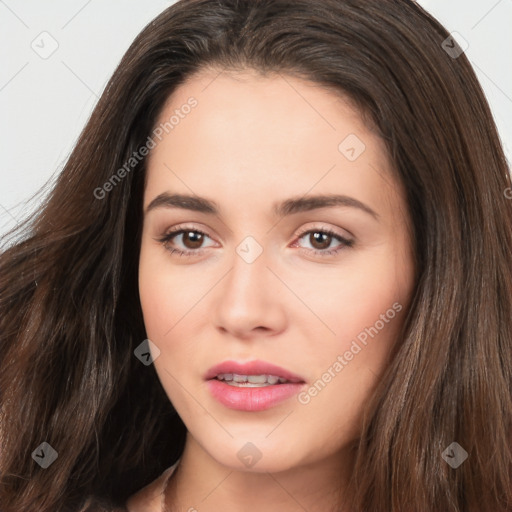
[184, 231, 203, 249]
[311, 232, 330, 249]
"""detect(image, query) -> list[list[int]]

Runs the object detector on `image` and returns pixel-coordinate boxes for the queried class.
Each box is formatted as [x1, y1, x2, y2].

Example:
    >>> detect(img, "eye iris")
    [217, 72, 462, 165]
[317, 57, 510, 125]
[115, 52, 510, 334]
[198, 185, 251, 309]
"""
[183, 231, 204, 249]
[310, 232, 331, 250]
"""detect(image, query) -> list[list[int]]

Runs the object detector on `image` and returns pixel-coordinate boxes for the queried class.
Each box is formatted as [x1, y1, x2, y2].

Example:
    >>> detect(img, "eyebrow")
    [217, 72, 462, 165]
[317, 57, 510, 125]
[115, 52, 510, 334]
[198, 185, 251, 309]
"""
[145, 192, 379, 220]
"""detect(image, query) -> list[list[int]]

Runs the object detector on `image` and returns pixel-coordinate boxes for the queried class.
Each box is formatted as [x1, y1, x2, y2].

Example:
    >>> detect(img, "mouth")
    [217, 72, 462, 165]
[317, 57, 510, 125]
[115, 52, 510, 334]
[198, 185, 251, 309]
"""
[214, 373, 293, 387]
[205, 360, 306, 411]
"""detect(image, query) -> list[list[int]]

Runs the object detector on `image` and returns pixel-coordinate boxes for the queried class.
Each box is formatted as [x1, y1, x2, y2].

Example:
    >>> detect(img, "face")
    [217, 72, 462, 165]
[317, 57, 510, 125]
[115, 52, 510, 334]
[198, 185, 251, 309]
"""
[138, 68, 416, 473]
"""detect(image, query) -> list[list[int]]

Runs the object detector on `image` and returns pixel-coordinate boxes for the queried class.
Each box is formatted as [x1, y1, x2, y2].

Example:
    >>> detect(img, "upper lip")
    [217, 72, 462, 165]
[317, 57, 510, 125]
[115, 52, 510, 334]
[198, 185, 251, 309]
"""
[205, 360, 305, 383]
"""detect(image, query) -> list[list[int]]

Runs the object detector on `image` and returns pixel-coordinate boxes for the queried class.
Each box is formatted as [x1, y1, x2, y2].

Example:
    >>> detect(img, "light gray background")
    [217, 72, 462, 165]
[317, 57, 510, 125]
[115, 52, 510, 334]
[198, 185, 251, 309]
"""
[1, 0, 511, 235]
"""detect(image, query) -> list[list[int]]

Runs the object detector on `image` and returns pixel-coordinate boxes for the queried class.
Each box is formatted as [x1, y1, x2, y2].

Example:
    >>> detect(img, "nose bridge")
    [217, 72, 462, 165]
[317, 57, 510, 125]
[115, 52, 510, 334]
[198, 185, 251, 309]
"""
[213, 233, 285, 335]
[225, 234, 269, 302]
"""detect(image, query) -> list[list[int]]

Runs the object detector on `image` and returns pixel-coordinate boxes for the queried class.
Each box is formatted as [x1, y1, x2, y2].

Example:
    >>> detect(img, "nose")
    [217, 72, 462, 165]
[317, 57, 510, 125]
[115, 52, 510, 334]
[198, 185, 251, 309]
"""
[213, 242, 287, 339]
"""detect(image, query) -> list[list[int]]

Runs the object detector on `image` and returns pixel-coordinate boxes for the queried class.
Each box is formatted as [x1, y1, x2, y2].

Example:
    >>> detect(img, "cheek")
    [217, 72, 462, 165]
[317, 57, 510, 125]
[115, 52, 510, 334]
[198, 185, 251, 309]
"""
[294, 248, 413, 426]
[138, 251, 171, 340]
[308, 250, 410, 350]
[138, 244, 215, 401]
[138, 242, 205, 340]
[297, 285, 407, 444]
[138, 252, 195, 410]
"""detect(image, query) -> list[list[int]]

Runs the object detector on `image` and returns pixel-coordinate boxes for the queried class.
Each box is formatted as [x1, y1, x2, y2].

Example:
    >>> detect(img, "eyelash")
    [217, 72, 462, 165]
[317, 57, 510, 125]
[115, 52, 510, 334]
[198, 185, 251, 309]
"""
[156, 225, 354, 258]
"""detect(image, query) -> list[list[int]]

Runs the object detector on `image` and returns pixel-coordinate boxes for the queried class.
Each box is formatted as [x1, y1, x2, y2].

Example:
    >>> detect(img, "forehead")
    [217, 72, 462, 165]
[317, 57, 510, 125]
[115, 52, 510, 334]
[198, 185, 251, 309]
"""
[155, 67, 373, 148]
[145, 68, 406, 226]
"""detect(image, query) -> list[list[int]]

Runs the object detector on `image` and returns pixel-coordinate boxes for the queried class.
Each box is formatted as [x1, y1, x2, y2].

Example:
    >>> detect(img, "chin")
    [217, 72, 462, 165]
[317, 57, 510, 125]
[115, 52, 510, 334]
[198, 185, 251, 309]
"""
[199, 435, 310, 474]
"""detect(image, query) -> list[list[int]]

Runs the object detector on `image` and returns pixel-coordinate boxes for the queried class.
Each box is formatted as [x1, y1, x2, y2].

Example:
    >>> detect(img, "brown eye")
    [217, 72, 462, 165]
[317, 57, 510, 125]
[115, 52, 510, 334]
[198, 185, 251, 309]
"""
[157, 227, 214, 257]
[181, 231, 204, 249]
[308, 232, 333, 250]
[294, 227, 354, 257]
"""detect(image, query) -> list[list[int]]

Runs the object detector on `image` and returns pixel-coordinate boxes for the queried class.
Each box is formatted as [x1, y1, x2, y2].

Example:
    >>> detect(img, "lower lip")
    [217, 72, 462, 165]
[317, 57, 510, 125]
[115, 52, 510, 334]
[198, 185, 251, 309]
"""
[206, 379, 305, 412]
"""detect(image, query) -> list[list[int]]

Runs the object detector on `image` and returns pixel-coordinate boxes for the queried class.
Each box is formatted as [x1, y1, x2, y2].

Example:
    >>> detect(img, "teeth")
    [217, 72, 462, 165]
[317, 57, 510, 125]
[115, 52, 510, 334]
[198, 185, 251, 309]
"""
[267, 375, 279, 385]
[247, 375, 267, 384]
[216, 373, 289, 386]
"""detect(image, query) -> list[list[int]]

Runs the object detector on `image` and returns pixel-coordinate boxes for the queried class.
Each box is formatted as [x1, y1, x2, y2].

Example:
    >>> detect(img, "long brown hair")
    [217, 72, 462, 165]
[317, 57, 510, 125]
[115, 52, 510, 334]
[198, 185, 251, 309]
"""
[1, 1, 511, 510]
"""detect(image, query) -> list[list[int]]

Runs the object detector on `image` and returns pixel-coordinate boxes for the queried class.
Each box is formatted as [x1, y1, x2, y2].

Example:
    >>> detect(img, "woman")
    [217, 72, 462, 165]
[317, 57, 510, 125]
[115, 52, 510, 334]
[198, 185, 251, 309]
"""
[1, 0, 511, 511]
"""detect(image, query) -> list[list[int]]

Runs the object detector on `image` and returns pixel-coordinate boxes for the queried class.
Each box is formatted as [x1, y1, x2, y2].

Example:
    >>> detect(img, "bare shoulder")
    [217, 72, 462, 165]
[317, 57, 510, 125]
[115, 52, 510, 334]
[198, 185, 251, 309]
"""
[125, 466, 176, 512]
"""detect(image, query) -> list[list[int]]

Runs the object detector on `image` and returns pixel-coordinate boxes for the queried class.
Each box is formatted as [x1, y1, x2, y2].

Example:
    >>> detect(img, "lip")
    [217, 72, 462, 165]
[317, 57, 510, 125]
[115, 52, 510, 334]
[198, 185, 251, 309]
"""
[204, 360, 305, 383]
[204, 360, 306, 412]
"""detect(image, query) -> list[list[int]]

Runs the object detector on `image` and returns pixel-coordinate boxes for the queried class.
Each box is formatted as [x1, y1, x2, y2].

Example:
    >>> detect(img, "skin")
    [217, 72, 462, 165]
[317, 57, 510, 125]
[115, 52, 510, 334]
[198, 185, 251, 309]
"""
[135, 68, 416, 512]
